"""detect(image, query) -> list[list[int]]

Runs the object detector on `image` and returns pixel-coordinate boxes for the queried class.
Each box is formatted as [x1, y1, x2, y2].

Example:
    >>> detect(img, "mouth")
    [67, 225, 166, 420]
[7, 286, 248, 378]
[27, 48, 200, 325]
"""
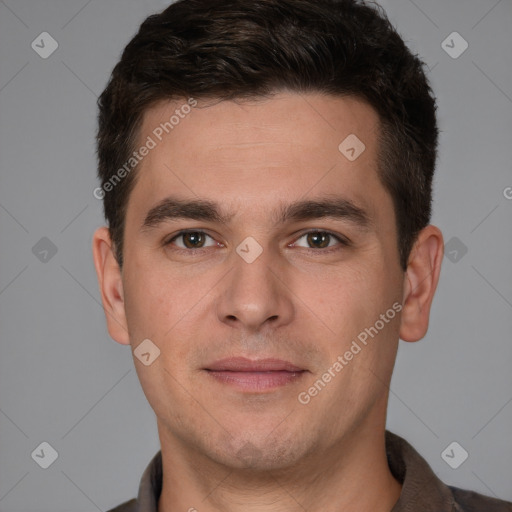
[204, 357, 307, 392]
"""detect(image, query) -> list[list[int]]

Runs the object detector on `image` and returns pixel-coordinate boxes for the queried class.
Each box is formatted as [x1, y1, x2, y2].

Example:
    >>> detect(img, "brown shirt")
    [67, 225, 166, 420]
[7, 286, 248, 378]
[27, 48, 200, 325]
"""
[108, 430, 512, 512]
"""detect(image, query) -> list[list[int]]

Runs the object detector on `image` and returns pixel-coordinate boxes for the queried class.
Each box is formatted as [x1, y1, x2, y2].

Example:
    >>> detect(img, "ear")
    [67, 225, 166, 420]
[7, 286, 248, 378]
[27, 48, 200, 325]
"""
[399, 224, 444, 342]
[92, 226, 130, 345]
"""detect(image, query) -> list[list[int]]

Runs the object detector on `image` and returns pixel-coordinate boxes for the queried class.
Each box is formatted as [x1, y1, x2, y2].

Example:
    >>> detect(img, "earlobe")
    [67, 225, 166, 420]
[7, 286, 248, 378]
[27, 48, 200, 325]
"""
[399, 225, 444, 343]
[92, 226, 130, 345]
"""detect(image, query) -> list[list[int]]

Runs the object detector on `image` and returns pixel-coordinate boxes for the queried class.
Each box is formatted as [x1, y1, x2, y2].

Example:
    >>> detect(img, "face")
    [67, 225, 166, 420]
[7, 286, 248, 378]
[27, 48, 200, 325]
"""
[97, 92, 413, 471]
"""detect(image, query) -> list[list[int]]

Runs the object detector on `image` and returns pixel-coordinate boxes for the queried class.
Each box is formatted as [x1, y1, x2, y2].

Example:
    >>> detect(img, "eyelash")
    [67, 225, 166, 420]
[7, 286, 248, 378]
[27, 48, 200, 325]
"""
[163, 229, 350, 255]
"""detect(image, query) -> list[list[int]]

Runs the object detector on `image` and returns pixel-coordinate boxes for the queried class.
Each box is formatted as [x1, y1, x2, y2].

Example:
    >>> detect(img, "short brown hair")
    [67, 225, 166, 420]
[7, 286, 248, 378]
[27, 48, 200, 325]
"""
[96, 0, 438, 270]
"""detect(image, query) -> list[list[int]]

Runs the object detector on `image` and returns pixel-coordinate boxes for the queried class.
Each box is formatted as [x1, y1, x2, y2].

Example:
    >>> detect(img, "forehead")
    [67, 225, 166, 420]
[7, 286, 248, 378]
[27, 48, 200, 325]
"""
[141, 92, 379, 156]
[127, 92, 387, 225]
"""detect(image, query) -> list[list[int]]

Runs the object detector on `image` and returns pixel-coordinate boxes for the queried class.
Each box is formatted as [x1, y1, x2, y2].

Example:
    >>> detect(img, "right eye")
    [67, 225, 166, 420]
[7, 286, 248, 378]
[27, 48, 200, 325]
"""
[164, 230, 221, 251]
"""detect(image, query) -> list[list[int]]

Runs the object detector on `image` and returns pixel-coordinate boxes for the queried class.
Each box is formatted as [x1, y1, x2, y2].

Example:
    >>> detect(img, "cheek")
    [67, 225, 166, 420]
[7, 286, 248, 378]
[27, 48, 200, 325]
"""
[122, 262, 216, 368]
[298, 260, 379, 321]
[122, 263, 182, 340]
[298, 258, 400, 362]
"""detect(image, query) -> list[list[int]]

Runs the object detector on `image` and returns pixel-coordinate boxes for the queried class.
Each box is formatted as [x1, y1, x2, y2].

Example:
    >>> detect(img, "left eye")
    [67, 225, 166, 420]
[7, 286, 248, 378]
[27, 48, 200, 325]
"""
[292, 231, 347, 250]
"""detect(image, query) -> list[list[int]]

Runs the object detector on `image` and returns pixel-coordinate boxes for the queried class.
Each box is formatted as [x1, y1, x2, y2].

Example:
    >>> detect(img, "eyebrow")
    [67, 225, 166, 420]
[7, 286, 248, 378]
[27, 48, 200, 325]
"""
[140, 194, 371, 231]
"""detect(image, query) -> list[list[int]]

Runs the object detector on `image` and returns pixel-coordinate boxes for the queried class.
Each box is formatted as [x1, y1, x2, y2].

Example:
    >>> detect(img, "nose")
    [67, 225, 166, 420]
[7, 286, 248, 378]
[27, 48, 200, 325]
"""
[215, 246, 295, 333]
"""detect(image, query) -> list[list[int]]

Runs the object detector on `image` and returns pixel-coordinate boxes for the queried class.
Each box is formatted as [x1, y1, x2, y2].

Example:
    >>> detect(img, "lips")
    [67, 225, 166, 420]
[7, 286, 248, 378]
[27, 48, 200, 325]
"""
[204, 357, 306, 392]
[205, 357, 304, 372]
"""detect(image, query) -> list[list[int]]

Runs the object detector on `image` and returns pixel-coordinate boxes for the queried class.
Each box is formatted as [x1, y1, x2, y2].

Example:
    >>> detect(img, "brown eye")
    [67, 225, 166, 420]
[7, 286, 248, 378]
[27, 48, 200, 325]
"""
[306, 232, 331, 249]
[182, 232, 206, 248]
[166, 231, 217, 250]
[292, 231, 349, 252]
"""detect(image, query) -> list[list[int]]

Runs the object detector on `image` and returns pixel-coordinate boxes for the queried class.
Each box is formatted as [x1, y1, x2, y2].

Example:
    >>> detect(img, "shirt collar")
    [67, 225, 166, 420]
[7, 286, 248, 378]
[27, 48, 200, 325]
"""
[386, 431, 457, 511]
[133, 430, 457, 512]
[135, 448, 162, 511]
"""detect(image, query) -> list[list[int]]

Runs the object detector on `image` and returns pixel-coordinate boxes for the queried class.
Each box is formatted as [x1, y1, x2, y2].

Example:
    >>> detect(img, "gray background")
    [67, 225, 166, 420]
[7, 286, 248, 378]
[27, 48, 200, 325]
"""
[0, 0, 511, 510]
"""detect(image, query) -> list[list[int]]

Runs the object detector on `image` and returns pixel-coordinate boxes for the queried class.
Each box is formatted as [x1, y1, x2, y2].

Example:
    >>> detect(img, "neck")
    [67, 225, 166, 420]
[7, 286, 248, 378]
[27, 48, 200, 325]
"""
[157, 409, 401, 512]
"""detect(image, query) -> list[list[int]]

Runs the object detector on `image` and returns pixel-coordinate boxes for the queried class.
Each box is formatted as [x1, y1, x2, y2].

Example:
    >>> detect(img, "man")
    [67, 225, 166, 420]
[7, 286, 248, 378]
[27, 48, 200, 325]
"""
[92, 0, 512, 511]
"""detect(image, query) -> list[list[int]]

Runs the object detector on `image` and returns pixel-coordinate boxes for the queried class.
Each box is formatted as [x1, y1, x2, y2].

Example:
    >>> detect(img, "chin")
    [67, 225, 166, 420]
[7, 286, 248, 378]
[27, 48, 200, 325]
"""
[206, 430, 312, 473]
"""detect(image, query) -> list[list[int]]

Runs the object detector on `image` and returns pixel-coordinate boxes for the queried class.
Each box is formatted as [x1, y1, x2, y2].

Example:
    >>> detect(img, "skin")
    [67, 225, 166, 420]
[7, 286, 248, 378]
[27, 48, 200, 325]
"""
[93, 92, 444, 512]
